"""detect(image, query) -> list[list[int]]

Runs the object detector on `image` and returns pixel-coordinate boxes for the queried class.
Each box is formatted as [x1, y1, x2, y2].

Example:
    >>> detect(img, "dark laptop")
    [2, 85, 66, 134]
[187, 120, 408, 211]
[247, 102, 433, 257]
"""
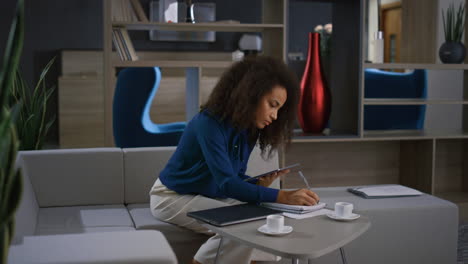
[187, 203, 281, 227]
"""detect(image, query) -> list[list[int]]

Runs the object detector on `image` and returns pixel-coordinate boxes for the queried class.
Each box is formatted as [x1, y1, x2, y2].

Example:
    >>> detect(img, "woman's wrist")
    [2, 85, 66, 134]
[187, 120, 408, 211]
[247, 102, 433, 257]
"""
[276, 190, 286, 203]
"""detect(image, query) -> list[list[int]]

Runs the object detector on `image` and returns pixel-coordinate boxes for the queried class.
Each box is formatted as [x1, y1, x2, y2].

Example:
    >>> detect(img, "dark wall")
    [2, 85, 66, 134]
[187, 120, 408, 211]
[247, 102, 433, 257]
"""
[1, 0, 104, 145]
[0, 0, 20, 65]
[289, 1, 332, 57]
[0, 0, 331, 145]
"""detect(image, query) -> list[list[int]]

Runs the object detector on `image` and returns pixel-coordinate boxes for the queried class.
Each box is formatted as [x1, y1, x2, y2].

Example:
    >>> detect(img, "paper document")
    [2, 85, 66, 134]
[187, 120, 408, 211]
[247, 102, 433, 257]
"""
[261, 202, 326, 214]
[283, 209, 332, 219]
[348, 184, 423, 198]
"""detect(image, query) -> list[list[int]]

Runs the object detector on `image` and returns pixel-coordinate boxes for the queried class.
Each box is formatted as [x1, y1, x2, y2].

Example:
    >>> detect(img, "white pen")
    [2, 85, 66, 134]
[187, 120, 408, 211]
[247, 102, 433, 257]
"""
[298, 171, 311, 189]
[298, 171, 319, 204]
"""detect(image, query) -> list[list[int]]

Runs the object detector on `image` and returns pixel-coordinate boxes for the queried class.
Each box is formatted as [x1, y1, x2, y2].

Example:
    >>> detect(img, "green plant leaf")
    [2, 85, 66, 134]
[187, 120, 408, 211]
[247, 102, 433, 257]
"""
[32, 57, 55, 98]
[0, 0, 24, 262]
[0, 0, 24, 108]
[0, 112, 13, 183]
[455, 3, 465, 41]
[1, 170, 22, 228]
[11, 57, 56, 150]
[442, 2, 465, 42]
[442, 8, 447, 40]
[0, 224, 10, 264]
[7, 218, 15, 246]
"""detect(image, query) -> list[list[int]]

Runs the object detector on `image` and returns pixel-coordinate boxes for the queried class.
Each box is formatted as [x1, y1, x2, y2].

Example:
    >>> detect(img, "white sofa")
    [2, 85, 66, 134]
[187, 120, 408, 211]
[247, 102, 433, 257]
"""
[9, 146, 459, 264]
[9, 146, 280, 264]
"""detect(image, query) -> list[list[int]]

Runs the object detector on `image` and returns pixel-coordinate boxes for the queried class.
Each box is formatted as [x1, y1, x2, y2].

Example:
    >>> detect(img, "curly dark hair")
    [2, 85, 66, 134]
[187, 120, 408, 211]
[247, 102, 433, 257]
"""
[201, 56, 300, 157]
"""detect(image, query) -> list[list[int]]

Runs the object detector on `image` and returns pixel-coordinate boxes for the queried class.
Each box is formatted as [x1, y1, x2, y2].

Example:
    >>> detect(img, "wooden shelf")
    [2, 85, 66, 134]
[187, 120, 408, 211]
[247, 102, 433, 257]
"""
[103, 0, 289, 146]
[98, 0, 468, 223]
[291, 129, 360, 142]
[112, 22, 284, 32]
[363, 98, 468, 105]
[112, 60, 233, 68]
[292, 129, 468, 142]
[363, 130, 468, 140]
[364, 63, 468, 70]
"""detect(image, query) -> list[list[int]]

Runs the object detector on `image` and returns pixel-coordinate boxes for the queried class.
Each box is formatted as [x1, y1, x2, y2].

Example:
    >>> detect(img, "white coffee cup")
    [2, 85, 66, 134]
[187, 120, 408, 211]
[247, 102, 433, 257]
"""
[334, 202, 354, 218]
[266, 214, 284, 232]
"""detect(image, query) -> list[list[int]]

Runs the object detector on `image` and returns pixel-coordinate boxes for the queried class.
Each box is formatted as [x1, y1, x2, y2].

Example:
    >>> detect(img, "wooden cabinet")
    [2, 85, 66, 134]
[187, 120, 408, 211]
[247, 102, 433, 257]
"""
[58, 0, 468, 219]
[58, 50, 224, 147]
[102, 0, 288, 146]
[59, 76, 105, 148]
[282, 0, 468, 221]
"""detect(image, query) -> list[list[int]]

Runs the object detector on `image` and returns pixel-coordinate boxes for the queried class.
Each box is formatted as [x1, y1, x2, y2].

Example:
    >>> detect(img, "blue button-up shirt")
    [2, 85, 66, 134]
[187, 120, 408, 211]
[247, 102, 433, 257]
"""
[159, 110, 279, 203]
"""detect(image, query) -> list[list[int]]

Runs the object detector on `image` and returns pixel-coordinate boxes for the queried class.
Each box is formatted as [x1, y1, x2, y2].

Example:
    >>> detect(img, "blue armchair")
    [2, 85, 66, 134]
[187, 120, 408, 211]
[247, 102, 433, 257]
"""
[113, 67, 186, 147]
[364, 69, 427, 130]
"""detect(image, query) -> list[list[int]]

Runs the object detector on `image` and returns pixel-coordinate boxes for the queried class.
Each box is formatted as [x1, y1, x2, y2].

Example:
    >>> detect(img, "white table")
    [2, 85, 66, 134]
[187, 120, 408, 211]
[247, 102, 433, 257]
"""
[204, 214, 370, 264]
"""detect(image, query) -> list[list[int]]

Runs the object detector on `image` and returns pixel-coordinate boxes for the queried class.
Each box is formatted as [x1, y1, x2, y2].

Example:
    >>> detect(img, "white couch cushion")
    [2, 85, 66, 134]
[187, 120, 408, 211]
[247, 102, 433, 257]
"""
[123, 146, 280, 204]
[126, 203, 166, 230]
[123, 147, 176, 204]
[127, 203, 208, 264]
[18, 148, 124, 207]
[35, 226, 136, 236]
[127, 203, 206, 242]
[8, 230, 177, 264]
[36, 204, 134, 235]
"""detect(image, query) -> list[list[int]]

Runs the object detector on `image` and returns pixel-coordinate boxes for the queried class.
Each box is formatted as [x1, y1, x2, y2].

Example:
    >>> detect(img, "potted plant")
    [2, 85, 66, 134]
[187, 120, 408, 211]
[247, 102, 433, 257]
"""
[10, 58, 56, 151]
[0, 0, 24, 262]
[440, 2, 466, 63]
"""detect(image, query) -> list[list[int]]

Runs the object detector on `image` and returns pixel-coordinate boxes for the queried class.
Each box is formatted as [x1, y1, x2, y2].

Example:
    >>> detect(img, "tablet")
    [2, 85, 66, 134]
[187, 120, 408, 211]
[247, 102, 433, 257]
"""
[243, 163, 301, 182]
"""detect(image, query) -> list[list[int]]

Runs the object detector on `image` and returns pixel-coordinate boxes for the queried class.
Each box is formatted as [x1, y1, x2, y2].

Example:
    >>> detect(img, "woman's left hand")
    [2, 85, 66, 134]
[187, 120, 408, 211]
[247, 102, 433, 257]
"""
[256, 169, 290, 187]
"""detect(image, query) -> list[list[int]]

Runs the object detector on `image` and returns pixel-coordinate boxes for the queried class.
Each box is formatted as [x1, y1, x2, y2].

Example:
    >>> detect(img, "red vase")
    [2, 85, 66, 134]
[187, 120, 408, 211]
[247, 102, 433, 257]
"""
[298, 32, 332, 133]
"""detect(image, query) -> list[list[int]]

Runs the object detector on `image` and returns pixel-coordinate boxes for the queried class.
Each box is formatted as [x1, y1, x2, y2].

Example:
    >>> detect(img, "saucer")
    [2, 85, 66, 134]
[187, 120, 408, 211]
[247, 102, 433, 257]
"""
[326, 212, 360, 221]
[257, 224, 293, 236]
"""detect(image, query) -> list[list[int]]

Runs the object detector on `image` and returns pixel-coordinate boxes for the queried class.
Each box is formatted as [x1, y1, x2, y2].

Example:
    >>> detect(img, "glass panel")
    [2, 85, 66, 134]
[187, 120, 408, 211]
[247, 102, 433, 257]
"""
[364, 0, 460, 64]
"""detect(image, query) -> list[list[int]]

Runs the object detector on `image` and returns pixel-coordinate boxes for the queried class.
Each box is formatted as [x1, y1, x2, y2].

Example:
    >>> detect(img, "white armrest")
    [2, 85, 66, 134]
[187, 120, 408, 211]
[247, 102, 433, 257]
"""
[8, 230, 177, 264]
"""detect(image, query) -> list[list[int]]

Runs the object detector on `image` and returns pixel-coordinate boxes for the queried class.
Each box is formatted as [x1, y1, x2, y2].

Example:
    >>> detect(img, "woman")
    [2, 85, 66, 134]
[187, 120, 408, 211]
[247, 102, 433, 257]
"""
[150, 56, 320, 264]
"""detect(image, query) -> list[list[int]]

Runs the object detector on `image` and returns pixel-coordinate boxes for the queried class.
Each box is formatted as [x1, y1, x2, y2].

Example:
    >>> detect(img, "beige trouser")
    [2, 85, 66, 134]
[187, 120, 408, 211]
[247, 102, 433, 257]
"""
[149, 179, 277, 264]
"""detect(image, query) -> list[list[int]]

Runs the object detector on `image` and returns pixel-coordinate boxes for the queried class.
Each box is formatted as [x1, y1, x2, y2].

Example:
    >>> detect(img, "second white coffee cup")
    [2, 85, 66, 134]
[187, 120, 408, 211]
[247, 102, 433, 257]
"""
[266, 214, 284, 232]
[334, 202, 354, 218]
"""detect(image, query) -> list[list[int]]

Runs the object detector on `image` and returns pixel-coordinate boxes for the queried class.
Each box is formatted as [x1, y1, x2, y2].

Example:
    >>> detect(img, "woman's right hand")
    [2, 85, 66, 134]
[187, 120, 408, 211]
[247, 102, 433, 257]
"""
[276, 189, 320, 205]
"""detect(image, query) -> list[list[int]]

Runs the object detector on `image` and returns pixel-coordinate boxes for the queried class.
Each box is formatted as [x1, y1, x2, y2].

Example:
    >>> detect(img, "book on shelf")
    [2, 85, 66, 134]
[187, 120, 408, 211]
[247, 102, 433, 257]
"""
[120, 28, 138, 61]
[112, 28, 126, 60]
[130, 0, 149, 22]
[348, 184, 423, 198]
[112, 28, 138, 61]
[112, 0, 149, 22]
[112, 0, 138, 22]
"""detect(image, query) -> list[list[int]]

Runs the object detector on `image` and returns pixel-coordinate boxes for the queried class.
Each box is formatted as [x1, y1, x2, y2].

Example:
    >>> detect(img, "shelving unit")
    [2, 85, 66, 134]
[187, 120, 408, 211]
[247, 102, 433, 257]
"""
[97, 0, 468, 220]
[103, 0, 288, 146]
[364, 62, 468, 70]
[362, 130, 468, 140]
[281, 0, 468, 221]
[113, 21, 284, 32]
[112, 60, 232, 68]
[363, 99, 468, 105]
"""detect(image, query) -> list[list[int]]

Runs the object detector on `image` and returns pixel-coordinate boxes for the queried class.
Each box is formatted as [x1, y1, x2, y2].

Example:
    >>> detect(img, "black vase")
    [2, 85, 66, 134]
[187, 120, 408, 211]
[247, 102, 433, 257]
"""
[439, 42, 466, 63]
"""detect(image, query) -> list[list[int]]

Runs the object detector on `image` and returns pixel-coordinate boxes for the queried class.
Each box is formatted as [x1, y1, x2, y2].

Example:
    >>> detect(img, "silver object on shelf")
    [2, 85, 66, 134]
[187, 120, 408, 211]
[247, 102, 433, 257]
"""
[149, 1, 216, 42]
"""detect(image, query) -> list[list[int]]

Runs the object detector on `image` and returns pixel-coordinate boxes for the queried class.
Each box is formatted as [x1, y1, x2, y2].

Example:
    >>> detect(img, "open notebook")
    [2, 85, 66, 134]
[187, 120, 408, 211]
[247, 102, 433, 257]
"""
[261, 202, 326, 214]
[348, 184, 423, 198]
